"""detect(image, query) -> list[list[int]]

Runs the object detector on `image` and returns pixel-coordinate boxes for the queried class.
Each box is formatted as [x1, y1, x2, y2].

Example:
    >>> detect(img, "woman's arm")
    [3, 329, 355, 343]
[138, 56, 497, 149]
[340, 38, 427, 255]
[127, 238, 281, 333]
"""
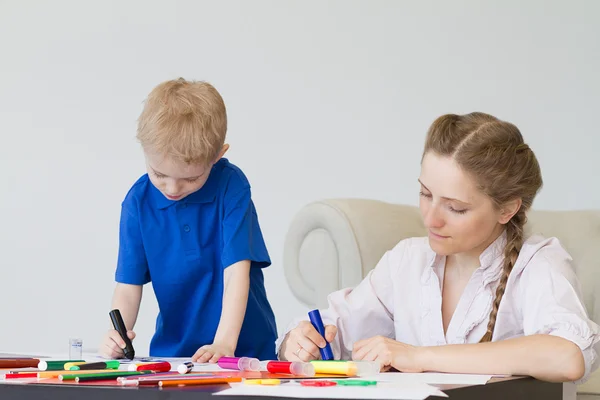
[277, 241, 407, 361]
[353, 333, 585, 382]
[419, 334, 584, 382]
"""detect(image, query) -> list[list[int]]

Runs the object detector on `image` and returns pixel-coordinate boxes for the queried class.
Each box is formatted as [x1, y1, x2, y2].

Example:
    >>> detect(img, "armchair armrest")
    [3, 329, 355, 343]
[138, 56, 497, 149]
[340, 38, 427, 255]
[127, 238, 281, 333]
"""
[283, 198, 425, 308]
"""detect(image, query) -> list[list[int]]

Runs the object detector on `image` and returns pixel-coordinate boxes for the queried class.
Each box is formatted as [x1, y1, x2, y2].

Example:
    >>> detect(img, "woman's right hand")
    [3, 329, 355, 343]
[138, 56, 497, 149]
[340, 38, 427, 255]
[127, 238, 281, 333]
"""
[279, 320, 337, 362]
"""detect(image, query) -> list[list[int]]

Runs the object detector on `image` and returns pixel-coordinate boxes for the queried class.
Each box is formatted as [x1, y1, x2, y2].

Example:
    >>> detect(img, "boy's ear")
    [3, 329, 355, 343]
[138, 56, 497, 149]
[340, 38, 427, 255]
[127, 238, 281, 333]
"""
[215, 144, 230, 162]
[498, 198, 522, 225]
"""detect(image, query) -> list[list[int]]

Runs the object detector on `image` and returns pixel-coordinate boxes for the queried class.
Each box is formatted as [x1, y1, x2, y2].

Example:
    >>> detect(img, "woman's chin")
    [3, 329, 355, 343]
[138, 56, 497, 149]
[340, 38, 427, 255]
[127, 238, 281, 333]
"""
[428, 238, 455, 256]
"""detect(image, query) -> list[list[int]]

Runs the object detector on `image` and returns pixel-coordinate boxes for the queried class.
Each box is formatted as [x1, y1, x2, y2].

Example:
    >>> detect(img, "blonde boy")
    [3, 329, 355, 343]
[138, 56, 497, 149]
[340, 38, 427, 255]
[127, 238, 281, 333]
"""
[100, 78, 277, 361]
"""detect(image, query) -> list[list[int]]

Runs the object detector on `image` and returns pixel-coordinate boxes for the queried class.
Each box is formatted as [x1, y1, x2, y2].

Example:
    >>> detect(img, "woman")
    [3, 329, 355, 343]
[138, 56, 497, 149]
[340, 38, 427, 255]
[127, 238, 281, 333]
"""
[277, 112, 599, 383]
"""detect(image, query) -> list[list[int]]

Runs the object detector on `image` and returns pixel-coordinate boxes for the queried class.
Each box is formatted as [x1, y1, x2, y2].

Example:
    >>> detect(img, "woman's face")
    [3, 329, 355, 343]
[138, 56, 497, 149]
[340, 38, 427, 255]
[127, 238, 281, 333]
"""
[419, 152, 508, 257]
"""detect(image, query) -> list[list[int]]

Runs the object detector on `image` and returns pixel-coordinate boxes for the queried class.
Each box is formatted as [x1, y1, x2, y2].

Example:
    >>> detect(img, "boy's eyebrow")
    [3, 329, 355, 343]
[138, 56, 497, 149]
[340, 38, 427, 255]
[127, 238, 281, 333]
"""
[150, 165, 205, 180]
[418, 179, 472, 206]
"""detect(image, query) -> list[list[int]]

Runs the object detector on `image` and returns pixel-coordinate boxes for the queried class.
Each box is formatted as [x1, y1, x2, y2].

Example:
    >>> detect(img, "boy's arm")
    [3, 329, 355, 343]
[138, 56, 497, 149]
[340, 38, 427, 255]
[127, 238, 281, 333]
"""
[191, 260, 250, 362]
[102, 193, 149, 359]
[192, 173, 269, 363]
[110, 283, 143, 330]
[213, 260, 251, 351]
[101, 283, 143, 358]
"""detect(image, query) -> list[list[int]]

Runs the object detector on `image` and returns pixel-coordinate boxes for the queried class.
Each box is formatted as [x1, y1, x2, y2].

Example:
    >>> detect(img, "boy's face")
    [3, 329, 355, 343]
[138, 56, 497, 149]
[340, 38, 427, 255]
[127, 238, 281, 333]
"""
[144, 151, 214, 201]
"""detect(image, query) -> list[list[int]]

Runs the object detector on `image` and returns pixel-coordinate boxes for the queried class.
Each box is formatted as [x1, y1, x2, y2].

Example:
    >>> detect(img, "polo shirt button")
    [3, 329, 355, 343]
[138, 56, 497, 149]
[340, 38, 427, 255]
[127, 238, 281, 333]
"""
[183, 224, 190, 232]
[181, 203, 187, 209]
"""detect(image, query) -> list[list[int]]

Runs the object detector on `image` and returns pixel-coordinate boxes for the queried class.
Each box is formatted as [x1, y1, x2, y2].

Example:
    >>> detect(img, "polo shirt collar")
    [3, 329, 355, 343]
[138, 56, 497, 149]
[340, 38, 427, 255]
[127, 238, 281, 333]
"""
[151, 164, 220, 210]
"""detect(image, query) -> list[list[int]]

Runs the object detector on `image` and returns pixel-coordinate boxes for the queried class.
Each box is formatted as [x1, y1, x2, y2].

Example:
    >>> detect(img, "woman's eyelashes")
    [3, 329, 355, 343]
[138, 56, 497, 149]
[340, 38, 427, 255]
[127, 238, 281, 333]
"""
[419, 191, 468, 214]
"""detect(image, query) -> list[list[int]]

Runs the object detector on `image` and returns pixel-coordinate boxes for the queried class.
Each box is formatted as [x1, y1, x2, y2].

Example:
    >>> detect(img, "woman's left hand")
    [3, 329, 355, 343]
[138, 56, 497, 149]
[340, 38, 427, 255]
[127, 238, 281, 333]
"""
[352, 336, 425, 372]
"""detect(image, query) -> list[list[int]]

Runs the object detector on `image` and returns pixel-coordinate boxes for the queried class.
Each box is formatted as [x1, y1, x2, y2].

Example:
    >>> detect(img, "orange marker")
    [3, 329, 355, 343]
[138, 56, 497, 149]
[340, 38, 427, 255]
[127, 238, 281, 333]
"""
[158, 377, 242, 387]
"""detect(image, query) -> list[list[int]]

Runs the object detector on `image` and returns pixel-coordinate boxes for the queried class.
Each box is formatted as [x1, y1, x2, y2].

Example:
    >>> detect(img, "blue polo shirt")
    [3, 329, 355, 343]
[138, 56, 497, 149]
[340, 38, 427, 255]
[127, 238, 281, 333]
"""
[115, 158, 277, 360]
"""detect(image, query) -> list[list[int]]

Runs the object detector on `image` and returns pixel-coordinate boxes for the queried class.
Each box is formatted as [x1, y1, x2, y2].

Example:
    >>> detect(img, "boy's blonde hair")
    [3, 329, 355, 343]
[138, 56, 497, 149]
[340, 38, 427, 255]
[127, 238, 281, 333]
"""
[137, 78, 227, 165]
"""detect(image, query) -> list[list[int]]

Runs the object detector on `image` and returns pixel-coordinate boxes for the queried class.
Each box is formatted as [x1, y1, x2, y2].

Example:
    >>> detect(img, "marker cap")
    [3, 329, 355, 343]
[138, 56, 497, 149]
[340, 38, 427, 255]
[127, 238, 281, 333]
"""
[349, 361, 380, 377]
[290, 361, 315, 377]
[177, 362, 194, 374]
[238, 357, 261, 371]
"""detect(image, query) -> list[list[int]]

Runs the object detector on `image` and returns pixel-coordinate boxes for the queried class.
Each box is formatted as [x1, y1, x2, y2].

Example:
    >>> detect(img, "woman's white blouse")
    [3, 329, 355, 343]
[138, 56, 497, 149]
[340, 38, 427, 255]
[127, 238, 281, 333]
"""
[276, 233, 600, 381]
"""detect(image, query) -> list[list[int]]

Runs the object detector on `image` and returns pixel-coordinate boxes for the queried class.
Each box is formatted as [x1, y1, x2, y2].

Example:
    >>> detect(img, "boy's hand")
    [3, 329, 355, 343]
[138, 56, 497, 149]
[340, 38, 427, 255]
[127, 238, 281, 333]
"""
[192, 343, 235, 363]
[100, 329, 136, 359]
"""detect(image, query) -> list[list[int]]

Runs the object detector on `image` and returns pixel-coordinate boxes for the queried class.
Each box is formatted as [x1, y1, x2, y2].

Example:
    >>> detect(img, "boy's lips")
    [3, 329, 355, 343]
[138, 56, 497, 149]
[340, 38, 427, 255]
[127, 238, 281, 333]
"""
[165, 194, 183, 200]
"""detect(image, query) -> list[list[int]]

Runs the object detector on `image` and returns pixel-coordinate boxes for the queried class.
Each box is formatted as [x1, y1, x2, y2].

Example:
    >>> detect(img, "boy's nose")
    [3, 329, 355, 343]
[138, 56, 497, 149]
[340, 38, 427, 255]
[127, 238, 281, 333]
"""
[165, 180, 181, 196]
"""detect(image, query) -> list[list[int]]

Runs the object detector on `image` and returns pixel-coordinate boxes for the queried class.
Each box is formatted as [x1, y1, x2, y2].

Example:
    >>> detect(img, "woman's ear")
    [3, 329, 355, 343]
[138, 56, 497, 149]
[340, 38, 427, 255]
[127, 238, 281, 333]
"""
[498, 198, 522, 224]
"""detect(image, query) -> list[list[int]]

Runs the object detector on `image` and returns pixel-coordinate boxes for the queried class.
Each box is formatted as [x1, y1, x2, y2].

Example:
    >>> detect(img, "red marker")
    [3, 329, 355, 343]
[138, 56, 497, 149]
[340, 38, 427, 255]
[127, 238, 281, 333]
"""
[4, 372, 39, 379]
[265, 361, 314, 376]
[300, 380, 337, 387]
[129, 361, 171, 372]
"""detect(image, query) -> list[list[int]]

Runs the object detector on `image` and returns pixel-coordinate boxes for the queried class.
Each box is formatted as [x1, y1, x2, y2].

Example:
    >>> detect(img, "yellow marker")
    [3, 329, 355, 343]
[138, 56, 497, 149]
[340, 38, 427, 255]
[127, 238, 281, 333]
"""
[244, 379, 281, 385]
[310, 361, 379, 377]
[63, 362, 86, 370]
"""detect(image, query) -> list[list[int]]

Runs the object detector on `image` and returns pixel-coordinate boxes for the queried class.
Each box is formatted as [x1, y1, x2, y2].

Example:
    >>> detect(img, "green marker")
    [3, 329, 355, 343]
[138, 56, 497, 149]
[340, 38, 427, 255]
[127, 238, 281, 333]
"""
[69, 361, 120, 371]
[334, 379, 377, 386]
[38, 360, 86, 371]
[60, 370, 151, 382]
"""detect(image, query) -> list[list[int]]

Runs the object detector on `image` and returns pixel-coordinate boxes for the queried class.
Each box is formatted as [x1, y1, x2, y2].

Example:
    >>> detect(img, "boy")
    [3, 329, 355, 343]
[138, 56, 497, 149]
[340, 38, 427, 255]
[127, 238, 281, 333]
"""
[100, 78, 277, 362]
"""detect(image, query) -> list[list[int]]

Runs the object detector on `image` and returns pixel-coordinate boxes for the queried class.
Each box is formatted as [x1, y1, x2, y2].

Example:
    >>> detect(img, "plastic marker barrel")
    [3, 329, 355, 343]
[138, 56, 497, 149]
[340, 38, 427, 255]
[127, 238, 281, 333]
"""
[308, 309, 334, 360]
[217, 356, 260, 371]
[109, 309, 135, 360]
[38, 360, 86, 371]
[310, 360, 380, 377]
[72, 361, 120, 371]
[265, 361, 315, 376]
[128, 361, 171, 372]
[63, 362, 86, 370]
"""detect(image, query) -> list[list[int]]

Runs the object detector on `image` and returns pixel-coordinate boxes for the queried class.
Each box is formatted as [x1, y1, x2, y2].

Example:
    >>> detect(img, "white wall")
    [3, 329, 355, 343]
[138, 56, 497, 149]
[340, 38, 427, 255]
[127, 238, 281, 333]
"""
[1, 0, 598, 355]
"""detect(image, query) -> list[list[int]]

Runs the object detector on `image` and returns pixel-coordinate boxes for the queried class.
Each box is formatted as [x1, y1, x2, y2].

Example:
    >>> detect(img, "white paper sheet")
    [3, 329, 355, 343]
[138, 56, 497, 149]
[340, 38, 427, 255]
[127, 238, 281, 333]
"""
[358, 372, 493, 385]
[215, 382, 447, 400]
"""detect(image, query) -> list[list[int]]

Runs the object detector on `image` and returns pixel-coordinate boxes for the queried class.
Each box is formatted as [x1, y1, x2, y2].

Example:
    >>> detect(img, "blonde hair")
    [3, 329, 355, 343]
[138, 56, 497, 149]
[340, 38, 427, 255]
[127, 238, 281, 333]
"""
[423, 112, 543, 342]
[137, 78, 227, 165]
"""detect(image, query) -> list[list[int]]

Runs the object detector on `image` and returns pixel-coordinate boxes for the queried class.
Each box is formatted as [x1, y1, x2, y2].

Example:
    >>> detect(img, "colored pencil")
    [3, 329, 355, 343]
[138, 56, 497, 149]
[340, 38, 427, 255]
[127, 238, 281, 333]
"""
[39, 369, 115, 379]
[158, 377, 242, 387]
[120, 373, 235, 386]
[64, 371, 152, 382]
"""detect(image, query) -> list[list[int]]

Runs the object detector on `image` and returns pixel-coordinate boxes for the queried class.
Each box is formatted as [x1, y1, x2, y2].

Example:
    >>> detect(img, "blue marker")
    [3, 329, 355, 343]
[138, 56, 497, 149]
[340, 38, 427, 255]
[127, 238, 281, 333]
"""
[308, 309, 334, 360]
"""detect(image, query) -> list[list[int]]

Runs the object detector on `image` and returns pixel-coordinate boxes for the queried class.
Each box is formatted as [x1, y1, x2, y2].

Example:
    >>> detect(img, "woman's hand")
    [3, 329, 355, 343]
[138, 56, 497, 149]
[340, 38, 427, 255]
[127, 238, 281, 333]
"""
[279, 321, 337, 362]
[352, 335, 424, 372]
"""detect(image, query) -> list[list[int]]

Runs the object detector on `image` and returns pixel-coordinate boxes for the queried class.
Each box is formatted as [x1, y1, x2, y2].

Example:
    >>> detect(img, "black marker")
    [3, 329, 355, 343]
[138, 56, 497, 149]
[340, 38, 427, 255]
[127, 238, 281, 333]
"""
[109, 309, 135, 360]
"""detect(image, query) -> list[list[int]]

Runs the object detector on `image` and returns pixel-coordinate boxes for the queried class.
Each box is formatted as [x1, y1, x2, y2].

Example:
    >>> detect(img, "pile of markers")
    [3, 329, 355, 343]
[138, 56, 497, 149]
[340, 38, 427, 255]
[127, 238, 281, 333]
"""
[2, 356, 379, 388]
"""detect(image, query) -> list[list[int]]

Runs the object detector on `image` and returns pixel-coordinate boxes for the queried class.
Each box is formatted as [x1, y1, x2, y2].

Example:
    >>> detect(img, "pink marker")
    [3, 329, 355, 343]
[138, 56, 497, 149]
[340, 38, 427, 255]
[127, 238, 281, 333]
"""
[217, 356, 260, 371]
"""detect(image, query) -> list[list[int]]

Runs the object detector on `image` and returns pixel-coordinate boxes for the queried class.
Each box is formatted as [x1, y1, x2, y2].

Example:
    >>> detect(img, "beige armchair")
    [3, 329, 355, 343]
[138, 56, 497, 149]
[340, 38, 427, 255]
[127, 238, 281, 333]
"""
[283, 199, 600, 396]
